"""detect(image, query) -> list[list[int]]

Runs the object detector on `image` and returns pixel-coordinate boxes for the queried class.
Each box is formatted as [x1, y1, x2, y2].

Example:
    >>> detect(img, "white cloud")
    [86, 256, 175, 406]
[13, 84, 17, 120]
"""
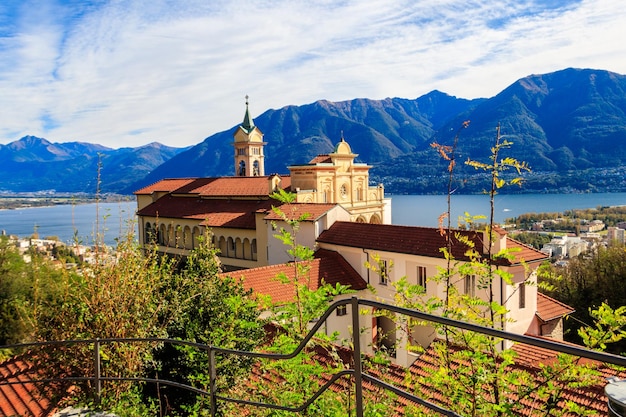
[0, 0, 624, 148]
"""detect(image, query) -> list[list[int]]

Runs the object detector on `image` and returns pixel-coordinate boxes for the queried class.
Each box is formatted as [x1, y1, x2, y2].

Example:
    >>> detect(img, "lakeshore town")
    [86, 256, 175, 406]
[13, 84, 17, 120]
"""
[7, 208, 626, 267]
[2, 103, 626, 416]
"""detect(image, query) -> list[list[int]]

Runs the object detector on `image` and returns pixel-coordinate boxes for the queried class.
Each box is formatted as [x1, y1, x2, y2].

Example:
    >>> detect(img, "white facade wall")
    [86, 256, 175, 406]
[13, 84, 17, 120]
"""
[317, 240, 539, 366]
[607, 227, 626, 245]
[265, 206, 351, 266]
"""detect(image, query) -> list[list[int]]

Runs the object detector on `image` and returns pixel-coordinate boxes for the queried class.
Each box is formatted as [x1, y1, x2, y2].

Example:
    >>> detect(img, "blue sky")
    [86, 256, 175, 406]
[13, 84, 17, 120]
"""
[0, 0, 624, 149]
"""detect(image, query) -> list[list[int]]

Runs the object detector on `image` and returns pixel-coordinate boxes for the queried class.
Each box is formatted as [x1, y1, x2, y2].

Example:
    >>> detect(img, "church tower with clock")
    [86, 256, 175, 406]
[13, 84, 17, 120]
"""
[233, 96, 266, 177]
[228, 98, 389, 224]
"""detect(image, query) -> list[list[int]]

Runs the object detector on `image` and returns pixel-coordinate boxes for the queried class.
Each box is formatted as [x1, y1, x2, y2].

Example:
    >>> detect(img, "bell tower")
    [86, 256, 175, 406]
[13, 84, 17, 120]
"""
[233, 96, 266, 176]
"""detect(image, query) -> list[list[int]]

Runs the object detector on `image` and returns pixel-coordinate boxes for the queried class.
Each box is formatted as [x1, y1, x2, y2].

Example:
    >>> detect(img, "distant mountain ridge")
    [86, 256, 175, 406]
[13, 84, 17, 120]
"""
[2, 68, 625, 194]
[0, 137, 186, 193]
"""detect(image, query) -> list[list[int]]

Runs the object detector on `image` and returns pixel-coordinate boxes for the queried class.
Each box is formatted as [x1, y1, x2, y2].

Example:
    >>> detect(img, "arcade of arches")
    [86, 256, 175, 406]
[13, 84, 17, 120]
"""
[144, 221, 257, 261]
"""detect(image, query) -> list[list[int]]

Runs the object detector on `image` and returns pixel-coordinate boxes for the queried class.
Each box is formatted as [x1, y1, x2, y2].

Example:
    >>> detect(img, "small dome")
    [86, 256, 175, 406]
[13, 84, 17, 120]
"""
[334, 137, 352, 155]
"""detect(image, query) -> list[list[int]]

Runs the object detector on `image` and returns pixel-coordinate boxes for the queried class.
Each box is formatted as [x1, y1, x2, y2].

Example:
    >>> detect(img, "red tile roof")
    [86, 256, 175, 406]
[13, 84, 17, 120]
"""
[308, 155, 332, 164]
[134, 178, 196, 195]
[221, 249, 367, 304]
[183, 177, 290, 197]
[263, 203, 339, 222]
[0, 356, 64, 417]
[137, 196, 338, 229]
[235, 334, 624, 416]
[506, 237, 550, 263]
[536, 292, 576, 322]
[317, 222, 548, 265]
[135, 176, 292, 198]
[137, 195, 277, 229]
[405, 340, 620, 415]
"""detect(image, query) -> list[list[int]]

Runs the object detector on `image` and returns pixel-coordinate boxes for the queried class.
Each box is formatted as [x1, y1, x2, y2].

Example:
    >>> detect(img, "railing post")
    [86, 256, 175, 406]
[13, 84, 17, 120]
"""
[93, 338, 101, 405]
[209, 346, 217, 417]
[351, 297, 364, 417]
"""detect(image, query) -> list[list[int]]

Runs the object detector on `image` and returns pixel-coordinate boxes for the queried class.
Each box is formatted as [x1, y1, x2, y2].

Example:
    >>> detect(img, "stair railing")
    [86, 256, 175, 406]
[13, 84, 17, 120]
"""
[2, 296, 626, 416]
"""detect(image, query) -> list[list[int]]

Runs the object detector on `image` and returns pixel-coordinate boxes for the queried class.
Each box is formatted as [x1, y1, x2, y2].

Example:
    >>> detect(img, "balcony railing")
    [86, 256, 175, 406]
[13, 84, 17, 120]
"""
[2, 296, 626, 416]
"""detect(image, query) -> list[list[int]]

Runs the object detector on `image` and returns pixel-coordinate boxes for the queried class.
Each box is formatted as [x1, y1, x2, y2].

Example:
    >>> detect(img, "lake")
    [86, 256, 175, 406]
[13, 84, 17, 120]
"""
[0, 201, 137, 246]
[1, 193, 626, 245]
[391, 192, 626, 227]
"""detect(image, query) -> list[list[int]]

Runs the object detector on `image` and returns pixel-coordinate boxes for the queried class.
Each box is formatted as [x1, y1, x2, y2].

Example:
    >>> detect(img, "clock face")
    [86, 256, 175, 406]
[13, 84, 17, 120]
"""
[340, 184, 348, 199]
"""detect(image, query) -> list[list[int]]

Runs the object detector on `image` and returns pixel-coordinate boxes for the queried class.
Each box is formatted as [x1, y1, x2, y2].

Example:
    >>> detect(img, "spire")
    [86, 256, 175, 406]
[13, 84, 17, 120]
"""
[241, 95, 254, 133]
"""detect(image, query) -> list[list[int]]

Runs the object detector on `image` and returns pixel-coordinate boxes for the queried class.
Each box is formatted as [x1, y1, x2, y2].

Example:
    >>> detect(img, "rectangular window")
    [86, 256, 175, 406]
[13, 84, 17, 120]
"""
[417, 266, 427, 289]
[464, 275, 476, 297]
[379, 259, 389, 285]
[519, 282, 526, 309]
[336, 304, 347, 316]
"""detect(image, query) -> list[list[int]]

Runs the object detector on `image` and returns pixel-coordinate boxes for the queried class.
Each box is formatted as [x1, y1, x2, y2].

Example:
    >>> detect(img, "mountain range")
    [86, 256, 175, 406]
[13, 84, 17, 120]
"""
[1, 67, 625, 195]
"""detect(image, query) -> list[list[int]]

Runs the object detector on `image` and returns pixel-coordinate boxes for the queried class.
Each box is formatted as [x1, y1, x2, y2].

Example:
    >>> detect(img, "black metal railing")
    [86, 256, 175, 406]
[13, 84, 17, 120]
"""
[2, 296, 626, 416]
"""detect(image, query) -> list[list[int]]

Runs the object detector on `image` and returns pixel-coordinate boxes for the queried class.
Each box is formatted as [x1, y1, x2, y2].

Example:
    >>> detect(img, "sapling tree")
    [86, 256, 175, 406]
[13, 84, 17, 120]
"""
[224, 189, 355, 416]
[373, 123, 624, 416]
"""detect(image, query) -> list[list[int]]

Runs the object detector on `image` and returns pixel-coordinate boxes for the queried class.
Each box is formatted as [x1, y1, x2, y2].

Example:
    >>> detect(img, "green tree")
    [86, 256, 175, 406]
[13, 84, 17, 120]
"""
[225, 189, 356, 416]
[0, 237, 74, 349]
[541, 244, 626, 354]
[149, 234, 265, 416]
[0, 236, 28, 347]
[31, 232, 176, 406]
[378, 124, 623, 416]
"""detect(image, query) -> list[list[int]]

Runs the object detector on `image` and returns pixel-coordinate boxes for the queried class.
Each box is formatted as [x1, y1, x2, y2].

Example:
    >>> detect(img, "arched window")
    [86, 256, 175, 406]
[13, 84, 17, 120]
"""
[174, 225, 183, 248]
[238, 160, 246, 176]
[159, 224, 167, 245]
[251, 239, 258, 261]
[253, 160, 260, 176]
[192, 226, 201, 249]
[369, 214, 382, 224]
[235, 238, 243, 259]
[144, 222, 153, 244]
[243, 238, 251, 260]
[323, 186, 331, 203]
[218, 236, 227, 257]
[227, 237, 235, 257]
[183, 226, 192, 249]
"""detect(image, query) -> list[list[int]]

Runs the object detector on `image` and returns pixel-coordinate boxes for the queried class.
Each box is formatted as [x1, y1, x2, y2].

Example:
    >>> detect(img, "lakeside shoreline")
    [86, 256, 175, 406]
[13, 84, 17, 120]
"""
[0, 195, 133, 211]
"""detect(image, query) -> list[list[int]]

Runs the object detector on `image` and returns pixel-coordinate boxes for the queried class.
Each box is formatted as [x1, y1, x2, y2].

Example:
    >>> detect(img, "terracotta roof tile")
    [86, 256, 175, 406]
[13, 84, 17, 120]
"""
[506, 237, 550, 263]
[220, 249, 367, 304]
[184, 177, 284, 197]
[137, 196, 339, 229]
[263, 203, 339, 222]
[308, 155, 332, 164]
[317, 222, 480, 260]
[133, 178, 196, 195]
[235, 336, 624, 416]
[137, 195, 277, 229]
[317, 222, 548, 265]
[536, 292, 576, 322]
[406, 340, 623, 415]
[0, 356, 63, 416]
[135, 176, 293, 198]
